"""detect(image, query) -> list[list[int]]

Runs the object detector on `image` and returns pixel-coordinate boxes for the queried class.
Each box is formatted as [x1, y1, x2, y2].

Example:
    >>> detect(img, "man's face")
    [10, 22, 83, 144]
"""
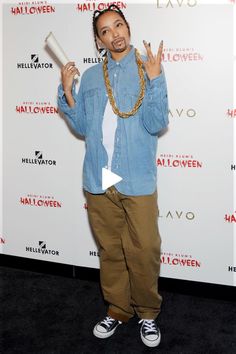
[96, 11, 130, 54]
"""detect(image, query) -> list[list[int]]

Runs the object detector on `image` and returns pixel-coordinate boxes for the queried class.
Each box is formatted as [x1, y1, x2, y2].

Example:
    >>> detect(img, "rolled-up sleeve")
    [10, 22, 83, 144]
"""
[57, 76, 86, 136]
[142, 64, 169, 135]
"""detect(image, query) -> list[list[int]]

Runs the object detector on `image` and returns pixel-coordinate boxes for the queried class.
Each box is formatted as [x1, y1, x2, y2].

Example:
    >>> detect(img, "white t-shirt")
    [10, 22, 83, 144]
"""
[102, 100, 117, 170]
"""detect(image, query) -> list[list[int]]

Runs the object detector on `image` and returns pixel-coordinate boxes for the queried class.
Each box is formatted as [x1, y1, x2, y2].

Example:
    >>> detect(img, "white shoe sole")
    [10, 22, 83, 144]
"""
[140, 331, 161, 347]
[93, 323, 120, 339]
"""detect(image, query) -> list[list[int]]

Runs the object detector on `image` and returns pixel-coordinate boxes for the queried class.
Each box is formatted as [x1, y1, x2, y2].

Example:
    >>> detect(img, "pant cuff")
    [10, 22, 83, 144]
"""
[138, 312, 160, 321]
[108, 309, 131, 323]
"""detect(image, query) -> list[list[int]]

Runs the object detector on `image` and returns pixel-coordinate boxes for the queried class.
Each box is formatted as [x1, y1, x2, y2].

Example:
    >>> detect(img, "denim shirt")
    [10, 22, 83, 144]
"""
[57, 46, 169, 196]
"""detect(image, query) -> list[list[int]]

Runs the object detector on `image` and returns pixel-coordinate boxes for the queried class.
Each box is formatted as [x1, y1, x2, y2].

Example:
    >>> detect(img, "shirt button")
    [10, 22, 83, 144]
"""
[116, 62, 119, 65]
[114, 74, 117, 77]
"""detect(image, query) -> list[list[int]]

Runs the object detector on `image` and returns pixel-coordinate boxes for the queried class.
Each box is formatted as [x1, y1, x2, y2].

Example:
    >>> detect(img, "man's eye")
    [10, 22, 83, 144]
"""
[116, 23, 123, 27]
[102, 30, 108, 35]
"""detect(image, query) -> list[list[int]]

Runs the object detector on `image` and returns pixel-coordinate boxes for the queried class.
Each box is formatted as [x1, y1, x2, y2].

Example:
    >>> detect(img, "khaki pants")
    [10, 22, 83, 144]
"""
[85, 186, 162, 322]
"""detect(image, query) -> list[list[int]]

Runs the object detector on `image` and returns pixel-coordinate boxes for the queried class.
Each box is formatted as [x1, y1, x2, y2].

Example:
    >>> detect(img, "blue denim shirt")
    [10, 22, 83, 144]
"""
[57, 46, 169, 195]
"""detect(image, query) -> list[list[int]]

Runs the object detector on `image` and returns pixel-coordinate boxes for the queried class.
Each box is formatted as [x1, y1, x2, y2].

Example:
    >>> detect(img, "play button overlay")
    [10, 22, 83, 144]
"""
[102, 167, 122, 190]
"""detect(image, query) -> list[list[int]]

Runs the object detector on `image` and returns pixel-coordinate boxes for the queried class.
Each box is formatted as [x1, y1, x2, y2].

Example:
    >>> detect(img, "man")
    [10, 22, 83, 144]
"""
[58, 4, 169, 348]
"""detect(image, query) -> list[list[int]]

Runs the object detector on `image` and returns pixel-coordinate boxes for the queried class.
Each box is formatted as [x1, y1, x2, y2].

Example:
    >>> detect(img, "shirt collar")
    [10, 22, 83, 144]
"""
[107, 45, 135, 70]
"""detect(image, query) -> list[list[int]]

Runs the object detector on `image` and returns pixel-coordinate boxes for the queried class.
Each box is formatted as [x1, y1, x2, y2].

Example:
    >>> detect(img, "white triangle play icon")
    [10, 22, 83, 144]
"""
[102, 167, 122, 190]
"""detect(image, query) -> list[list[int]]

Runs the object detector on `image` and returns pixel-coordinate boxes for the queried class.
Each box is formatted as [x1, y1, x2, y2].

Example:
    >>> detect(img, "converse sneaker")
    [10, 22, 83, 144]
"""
[139, 319, 161, 347]
[93, 316, 122, 339]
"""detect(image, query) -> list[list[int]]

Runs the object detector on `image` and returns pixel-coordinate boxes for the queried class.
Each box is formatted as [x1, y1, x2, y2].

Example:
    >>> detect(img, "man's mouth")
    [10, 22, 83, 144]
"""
[112, 38, 125, 46]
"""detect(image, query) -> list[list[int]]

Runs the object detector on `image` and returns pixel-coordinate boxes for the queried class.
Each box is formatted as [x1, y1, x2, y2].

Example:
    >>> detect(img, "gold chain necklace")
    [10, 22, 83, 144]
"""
[103, 48, 145, 119]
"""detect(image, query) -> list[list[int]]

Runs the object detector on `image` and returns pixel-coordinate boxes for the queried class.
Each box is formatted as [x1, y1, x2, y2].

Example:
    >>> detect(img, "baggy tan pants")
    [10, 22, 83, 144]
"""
[85, 186, 162, 322]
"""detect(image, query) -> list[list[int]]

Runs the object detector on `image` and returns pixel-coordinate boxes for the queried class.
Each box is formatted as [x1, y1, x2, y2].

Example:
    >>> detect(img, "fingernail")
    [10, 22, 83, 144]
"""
[148, 42, 151, 47]
[143, 40, 146, 44]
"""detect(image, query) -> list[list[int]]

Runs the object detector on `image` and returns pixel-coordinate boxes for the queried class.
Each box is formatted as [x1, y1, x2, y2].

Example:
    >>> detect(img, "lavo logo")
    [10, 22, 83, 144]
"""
[162, 48, 203, 62]
[16, 101, 58, 115]
[157, 0, 197, 7]
[224, 212, 236, 223]
[169, 108, 196, 118]
[20, 194, 62, 208]
[22, 151, 56, 166]
[17, 55, 53, 69]
[11, 2, 55, 16]
[157, 153, 202, 168]
[26, 241, 59, 256]
[159, 210, 195, 220]
[77, 1, 127, 12]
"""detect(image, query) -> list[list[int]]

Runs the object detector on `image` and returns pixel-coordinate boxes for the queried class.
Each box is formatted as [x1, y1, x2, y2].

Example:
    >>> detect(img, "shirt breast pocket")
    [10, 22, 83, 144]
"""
[121, 91, 140, 116]
[84, 88, 101, 120]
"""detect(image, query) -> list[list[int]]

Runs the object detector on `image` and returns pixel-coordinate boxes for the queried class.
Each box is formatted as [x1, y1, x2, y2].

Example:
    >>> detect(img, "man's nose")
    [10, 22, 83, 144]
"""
[112, 29, 119, 38]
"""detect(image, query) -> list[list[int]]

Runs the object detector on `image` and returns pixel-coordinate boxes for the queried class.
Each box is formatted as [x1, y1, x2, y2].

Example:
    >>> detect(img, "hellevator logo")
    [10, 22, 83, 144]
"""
[25, 241, 60, 256]
[17, 55, 53, 69]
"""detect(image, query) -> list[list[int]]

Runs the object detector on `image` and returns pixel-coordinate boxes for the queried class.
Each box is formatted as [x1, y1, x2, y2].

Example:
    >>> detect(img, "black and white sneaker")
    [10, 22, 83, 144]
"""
[93, 316, 122, 339]
[139, 319, 161, 347]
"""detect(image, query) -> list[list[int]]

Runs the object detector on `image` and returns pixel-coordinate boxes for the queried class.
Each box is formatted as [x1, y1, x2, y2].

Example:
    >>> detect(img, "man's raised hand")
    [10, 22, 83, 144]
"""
[61, 62, 80, 107]
[142, 40, 163, 81]
[61, 61, 80, 94]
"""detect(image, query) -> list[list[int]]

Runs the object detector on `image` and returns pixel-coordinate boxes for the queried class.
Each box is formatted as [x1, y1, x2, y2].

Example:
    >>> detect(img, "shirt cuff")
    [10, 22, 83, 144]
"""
[148, 70, 164, 89]
[57, 82, 77, 111]
[58, 82, 76, 99]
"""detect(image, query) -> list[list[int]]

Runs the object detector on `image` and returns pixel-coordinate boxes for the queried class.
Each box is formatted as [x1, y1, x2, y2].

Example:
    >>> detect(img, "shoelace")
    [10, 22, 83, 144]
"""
[139, 319, 157, 333]
[101, 316, 116, 328]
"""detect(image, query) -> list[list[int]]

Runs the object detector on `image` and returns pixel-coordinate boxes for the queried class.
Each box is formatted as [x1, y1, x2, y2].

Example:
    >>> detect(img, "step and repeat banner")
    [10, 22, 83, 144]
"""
[1, 0, 235, 286]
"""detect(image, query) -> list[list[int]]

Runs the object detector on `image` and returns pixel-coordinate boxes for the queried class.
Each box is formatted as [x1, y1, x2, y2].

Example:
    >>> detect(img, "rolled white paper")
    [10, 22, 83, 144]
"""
[45, 31, 78, 79]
